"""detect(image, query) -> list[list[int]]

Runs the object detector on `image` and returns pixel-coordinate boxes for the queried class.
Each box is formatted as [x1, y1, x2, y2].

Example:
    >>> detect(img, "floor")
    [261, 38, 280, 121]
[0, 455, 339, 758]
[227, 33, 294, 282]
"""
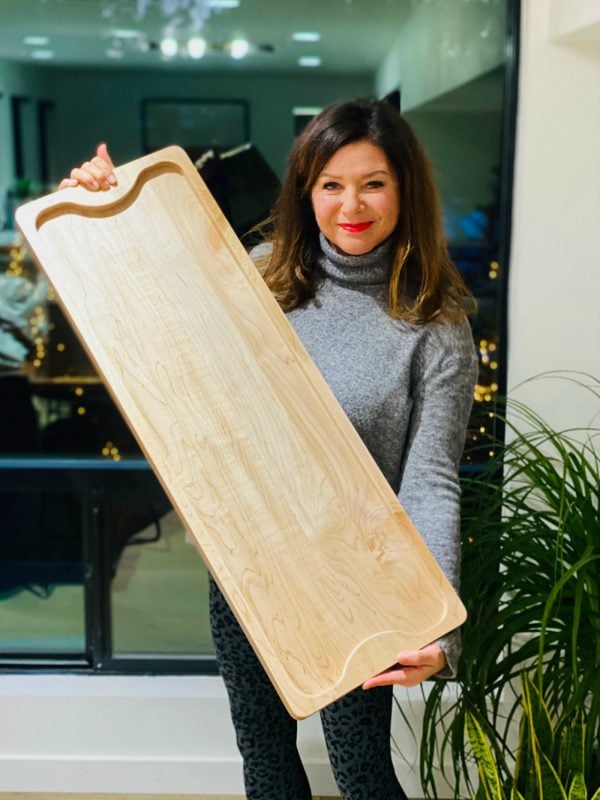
[0, 793, 426, 800]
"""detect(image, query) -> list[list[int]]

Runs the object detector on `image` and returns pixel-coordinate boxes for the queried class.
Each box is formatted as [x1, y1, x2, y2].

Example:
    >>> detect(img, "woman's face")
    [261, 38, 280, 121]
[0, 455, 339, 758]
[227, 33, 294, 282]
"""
[310, 140, 400, 256]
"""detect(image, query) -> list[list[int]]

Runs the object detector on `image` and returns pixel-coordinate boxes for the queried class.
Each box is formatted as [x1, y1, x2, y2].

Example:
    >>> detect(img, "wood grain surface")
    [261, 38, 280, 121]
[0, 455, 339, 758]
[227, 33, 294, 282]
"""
[16, 147, 466, 718]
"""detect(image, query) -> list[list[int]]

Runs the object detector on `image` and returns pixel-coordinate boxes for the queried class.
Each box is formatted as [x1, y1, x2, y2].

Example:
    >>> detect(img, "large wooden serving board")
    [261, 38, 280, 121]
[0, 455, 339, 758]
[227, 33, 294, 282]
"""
[16, 147, 466, 718]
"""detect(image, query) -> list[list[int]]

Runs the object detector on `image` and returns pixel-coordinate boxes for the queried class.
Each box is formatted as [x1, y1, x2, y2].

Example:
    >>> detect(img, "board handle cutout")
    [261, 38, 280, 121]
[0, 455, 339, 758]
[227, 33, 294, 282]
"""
[34, 161, 185, 230]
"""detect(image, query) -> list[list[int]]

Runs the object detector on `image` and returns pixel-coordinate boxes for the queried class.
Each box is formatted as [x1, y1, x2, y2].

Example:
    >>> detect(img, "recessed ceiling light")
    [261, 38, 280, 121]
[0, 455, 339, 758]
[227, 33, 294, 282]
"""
[31, 49, 55, 60]
[160, 37, 178, 57]
[230, 38, 249, 60]
[111, 29, 143, 39]
[23, 35, 50, 46]
[298, 56, 321, 68]
[293, 106, 323, 115]
[187, 37, 206, 59]
[292, 31, 321, 43]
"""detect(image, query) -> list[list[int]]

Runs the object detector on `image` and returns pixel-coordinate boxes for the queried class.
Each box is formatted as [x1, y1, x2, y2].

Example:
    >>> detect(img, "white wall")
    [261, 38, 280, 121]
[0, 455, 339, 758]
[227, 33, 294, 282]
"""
[507, 0, 600, 431]
[0, 673, 459, 797]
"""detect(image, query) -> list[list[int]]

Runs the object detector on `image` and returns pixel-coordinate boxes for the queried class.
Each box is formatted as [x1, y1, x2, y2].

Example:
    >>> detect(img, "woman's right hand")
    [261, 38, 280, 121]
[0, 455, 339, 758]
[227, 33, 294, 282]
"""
[58, 143, 118, 191]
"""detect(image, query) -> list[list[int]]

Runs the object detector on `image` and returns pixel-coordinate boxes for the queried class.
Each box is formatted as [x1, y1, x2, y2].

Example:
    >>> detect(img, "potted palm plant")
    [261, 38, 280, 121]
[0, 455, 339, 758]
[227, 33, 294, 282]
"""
[418, 374, 600, 799]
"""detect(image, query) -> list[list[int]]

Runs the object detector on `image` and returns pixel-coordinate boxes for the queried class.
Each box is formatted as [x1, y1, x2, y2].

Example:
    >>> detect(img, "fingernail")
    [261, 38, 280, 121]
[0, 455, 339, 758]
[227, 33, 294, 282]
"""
[108, 174, 117, 185]
[91, 180, 100, 190]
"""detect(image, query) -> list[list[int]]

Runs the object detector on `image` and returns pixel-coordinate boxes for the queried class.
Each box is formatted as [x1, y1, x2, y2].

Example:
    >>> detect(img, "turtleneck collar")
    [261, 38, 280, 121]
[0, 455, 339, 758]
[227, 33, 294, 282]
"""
[317, 232, 392, 287]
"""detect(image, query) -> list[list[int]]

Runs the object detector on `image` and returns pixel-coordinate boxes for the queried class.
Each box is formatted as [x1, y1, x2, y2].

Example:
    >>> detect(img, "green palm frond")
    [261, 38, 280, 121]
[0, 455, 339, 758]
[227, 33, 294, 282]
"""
[418, 373, 600, 798]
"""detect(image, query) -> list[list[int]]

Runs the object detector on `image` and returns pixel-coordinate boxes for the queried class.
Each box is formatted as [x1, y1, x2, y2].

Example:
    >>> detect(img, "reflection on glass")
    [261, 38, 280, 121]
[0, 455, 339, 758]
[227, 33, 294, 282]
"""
[0, 239, 142, 460]
[405, 66, 505, 464]
[0, 489, 85, 654]
[0, 0, 511, 667]
[111, 508, 213, 656]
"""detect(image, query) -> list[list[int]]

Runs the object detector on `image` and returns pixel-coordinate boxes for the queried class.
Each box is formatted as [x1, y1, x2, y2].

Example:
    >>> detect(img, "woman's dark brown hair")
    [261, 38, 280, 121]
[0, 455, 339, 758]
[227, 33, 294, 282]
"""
[257, 99, 475, 323]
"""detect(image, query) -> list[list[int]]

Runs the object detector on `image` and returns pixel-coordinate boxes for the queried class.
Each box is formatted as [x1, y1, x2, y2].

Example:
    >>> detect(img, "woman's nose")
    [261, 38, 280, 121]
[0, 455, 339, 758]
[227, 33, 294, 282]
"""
[341, 189, 363, 215]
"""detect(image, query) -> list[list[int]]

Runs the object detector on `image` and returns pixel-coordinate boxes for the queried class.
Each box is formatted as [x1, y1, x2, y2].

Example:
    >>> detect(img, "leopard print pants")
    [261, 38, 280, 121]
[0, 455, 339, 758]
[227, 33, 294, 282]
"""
[209, 578, 409, 800]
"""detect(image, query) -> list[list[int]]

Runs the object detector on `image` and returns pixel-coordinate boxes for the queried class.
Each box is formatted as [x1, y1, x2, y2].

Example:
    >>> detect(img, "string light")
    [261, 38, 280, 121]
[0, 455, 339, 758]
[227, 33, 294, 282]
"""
[28, 303, 49, 372]
[7, 247, 26, 277]
[101, 440, 121, 461]
[477, 340, 500, 385]
[474, 383, 499, 403]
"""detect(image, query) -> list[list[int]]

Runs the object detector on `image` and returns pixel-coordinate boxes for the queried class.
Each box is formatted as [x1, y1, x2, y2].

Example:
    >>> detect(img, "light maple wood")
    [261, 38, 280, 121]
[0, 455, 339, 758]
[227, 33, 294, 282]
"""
[16, 147, 466, 719]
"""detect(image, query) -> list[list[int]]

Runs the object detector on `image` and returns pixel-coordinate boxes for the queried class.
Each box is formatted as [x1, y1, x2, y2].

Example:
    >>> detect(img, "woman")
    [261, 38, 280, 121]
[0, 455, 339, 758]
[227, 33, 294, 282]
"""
[62, 99, 478, 800]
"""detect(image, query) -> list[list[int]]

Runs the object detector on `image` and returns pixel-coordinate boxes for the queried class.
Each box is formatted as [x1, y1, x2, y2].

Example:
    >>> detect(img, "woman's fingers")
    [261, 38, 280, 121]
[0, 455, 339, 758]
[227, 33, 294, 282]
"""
[72, 158, 115, 190]
[362, 665, 423, 690]
[59, 142, 118, 191]
[95, 143, 117, 186]
[362, 644, 446, 690]
[58, 177, 79, 190]
[96, 142, 116, 172]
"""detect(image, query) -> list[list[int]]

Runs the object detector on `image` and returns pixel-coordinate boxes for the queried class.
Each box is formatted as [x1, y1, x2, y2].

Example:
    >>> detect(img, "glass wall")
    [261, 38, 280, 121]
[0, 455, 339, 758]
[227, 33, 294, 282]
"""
[0, 208, 214, 668]
[0, 480, 85, 656]
[405, 65, 507, 464]
[0, 0, 516, 671]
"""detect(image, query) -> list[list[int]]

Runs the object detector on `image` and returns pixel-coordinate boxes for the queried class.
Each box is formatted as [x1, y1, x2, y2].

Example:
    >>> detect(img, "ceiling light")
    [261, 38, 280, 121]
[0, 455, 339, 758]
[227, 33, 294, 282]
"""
[230, 38, 249, 60]
[160, 37, 178, 57]
[106, 48, 124, 59]
[111, 29, 143, 39]
[293, 106, 323, 115]
[23, 35, 50, 46]
[208, 0, 240, 7]
[31, 49, 55, 60]
[292, 31, 321, 43]
[187, 36, 207, 58]
[298, 56, 321, 68]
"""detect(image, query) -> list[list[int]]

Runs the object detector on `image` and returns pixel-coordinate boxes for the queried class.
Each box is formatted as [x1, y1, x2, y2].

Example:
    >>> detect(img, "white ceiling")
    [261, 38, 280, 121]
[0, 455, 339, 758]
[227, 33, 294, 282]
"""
[0, 0, 415, 74]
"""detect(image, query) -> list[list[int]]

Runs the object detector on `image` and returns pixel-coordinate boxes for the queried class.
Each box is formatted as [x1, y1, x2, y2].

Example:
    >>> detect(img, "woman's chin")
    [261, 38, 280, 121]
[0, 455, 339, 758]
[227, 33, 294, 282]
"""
[330, 237, 378, 257]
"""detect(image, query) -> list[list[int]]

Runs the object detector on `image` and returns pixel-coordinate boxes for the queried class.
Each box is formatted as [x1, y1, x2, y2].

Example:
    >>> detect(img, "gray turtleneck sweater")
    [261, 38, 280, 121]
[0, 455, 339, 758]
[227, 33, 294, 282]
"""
[280, 235, 478, 677]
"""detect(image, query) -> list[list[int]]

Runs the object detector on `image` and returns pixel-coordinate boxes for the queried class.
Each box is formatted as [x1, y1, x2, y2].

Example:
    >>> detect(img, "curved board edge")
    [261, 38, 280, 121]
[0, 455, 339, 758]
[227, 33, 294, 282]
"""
[15, 145, 191, 237]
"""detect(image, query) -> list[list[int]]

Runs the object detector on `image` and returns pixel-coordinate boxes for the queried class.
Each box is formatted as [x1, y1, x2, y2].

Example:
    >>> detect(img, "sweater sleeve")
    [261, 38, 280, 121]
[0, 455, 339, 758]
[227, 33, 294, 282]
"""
[398, 319, 478, 678]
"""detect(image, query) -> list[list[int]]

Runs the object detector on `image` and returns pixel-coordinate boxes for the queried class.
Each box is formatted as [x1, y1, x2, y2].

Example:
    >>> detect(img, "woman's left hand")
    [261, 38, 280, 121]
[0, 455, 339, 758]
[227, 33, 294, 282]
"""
[362, 643, 446, 690]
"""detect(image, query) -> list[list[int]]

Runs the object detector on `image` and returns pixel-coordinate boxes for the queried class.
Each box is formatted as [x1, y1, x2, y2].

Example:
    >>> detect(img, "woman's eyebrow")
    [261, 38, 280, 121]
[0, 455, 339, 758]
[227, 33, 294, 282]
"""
[318, 169, 391, 179]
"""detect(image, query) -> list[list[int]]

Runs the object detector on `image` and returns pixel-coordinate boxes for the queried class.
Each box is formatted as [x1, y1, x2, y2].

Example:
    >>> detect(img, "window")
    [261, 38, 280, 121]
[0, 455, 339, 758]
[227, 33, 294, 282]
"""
[0, 0, 517, 672]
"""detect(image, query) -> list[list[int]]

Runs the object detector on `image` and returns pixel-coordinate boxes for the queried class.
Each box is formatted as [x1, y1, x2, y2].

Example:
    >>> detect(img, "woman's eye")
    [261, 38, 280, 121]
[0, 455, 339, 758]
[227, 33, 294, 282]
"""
[322, 181, 341, 191]
[366, 180, 385, 189]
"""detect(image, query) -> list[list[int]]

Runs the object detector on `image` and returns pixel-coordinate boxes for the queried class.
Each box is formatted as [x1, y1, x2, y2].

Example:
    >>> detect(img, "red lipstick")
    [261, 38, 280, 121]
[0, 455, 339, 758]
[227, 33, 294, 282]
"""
[339, 222, 373, 233]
